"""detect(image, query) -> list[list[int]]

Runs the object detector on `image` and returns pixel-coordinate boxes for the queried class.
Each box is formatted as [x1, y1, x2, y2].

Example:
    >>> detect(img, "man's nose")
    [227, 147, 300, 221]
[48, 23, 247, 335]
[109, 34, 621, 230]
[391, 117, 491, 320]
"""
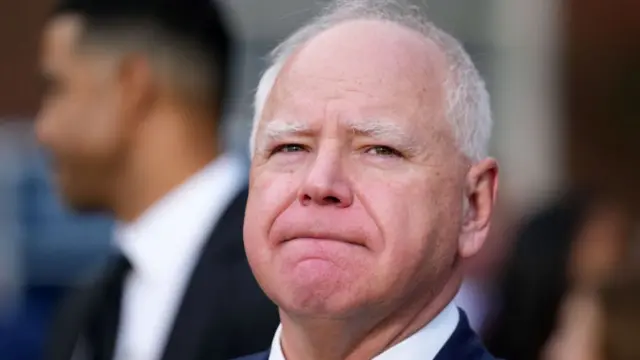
[297, 150, 353, 208]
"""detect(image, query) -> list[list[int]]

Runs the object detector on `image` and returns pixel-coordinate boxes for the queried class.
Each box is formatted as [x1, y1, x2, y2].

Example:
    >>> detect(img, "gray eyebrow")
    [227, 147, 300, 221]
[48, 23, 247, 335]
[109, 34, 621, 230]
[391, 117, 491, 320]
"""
[256, 118, 423, 154]
[347, 118, 422, 153]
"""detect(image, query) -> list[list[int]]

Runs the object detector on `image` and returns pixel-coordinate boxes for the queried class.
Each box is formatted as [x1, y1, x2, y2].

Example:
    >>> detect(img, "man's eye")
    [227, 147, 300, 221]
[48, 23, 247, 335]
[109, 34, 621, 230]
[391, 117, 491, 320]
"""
[271, 144, 307, 154]
[365, 145, 402, 157]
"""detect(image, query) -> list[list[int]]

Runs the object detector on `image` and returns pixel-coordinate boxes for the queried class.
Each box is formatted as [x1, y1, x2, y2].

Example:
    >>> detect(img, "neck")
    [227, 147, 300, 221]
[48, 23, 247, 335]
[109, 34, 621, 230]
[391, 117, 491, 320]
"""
[111, 105, 220, 222]
[280, 275, 461, 360]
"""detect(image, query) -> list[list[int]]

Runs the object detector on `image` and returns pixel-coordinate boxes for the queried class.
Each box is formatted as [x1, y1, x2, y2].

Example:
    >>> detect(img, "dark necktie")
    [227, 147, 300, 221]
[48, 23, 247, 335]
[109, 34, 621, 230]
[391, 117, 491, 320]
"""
[88, 254, 132, 360]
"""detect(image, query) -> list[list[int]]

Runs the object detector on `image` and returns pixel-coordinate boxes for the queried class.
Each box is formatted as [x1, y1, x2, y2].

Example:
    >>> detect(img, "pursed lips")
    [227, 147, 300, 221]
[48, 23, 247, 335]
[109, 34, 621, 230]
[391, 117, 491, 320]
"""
[280, 233, 367, 247]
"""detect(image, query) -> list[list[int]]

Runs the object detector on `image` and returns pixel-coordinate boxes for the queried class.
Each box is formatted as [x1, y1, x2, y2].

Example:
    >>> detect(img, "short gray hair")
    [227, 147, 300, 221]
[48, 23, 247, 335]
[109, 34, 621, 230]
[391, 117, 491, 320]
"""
[250, 0, 492, 162]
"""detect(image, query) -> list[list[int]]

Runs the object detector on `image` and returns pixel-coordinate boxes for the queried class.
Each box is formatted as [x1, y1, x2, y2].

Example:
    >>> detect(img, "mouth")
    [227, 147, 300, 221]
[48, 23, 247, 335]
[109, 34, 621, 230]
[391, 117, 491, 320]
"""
[282, 236, 366, 247]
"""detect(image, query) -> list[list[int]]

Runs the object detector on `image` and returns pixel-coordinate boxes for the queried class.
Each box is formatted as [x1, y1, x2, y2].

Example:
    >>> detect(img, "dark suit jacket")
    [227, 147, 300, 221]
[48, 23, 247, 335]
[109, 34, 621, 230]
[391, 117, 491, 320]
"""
[0, 286, 67, 360]
[45, 187, 280, 360]
[232, 309, 495, 360]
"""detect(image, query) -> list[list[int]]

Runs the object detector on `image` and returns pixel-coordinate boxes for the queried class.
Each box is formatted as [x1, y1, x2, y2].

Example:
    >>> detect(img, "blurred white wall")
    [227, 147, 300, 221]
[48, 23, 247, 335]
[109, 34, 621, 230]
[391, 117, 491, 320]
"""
[490, 0, 564, 212]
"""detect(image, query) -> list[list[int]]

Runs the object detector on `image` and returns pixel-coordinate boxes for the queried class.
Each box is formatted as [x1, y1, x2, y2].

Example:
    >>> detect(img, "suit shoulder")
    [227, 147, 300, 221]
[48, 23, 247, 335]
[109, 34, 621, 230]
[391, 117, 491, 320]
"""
[229, 350, 269, 360]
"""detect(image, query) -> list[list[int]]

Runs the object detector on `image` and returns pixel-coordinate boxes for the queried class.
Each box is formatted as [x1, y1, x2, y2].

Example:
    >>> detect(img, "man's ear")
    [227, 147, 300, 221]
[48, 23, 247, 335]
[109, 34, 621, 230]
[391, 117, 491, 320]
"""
[458, 158, 499, 259]
[117, 54, 156, 124]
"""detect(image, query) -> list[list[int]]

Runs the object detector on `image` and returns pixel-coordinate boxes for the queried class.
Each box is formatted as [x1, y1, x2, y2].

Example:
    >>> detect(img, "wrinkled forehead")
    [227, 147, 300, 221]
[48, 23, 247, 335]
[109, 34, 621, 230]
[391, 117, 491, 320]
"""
[260, 19, 450, 137]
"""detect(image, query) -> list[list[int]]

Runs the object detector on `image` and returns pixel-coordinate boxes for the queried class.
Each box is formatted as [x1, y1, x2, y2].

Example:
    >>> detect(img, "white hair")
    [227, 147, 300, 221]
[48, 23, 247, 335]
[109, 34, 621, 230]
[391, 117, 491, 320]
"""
[250, 0, 492, 162]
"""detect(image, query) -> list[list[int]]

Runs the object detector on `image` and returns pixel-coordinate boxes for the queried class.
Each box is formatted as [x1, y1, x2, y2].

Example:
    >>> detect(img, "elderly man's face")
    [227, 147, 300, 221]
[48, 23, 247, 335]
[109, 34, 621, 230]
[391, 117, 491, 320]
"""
[245, 20, 496, 317]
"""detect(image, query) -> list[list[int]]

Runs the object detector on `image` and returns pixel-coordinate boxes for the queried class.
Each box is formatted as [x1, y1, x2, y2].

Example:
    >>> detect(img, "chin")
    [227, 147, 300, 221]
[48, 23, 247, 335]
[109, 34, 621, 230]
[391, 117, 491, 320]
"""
[273, 269, 367, 318]
[53, 173, 108, 214]
[70, 204, 109, 215]
[279, 291, 364, 318]
[60, 193, 108, 215]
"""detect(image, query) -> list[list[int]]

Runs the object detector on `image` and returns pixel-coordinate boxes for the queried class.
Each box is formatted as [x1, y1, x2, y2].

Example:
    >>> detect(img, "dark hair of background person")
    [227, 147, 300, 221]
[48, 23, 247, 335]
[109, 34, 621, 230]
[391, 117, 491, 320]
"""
[53, 0, 234, 128]
[483, 192, 593, 360]
[599, 271, 640, 360]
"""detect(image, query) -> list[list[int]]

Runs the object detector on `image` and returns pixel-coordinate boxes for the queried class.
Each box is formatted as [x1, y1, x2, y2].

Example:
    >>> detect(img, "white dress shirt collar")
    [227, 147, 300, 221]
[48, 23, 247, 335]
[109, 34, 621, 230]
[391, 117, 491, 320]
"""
[114, 153, 246, 280]
[269, 302, 459, 360]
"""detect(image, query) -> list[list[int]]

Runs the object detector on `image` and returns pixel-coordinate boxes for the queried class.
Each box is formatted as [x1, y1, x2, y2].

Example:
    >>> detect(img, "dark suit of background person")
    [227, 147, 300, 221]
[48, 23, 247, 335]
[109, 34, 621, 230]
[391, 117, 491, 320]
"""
[35, 0, 279, 359]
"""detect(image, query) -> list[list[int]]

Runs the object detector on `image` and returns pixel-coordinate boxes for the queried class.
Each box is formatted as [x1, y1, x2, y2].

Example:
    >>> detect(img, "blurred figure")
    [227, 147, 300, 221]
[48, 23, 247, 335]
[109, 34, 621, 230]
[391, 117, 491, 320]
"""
[0, 122, 27, 314]
[544, 270, 640, 360]
[239, 0, 499, 359]
[454, 200, 515, 333]
[0, 122, 30, 359]
[0, 136, 114, 360]
[484, 192, 632, 360]
[36, 0, 278, 359]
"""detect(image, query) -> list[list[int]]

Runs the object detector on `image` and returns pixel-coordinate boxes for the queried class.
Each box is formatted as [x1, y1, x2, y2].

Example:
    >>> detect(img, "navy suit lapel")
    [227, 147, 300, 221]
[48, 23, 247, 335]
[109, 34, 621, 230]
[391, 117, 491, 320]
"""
[46, 280, 102, 360]
[232, 350, 270, 360]
[46, 258, 129, 360]
[434, 309, 495, 360]
[160, 189, 249, 360]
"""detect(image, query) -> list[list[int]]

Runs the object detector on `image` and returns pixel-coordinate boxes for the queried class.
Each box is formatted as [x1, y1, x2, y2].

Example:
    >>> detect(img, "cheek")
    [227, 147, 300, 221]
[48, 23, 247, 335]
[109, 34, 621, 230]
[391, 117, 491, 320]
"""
[365, 174, 462, 268]
[245, 169, 300, 241]
[42, 90, 121, 158]
[244, 170, 301, 289]
[73, 96, 126, 159]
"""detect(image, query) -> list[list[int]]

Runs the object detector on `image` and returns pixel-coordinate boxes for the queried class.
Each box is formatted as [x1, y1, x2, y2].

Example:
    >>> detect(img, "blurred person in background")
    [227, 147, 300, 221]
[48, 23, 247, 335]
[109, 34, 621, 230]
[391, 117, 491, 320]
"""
[238, 0, 500, 359]
[0, 122, 30, 359]
[0, 122, 28, 313]
[454, 200, 515, 333]
[484, 192, 633, 360]
[35, 0, 278, 359]
[544, 270, 640, 360]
